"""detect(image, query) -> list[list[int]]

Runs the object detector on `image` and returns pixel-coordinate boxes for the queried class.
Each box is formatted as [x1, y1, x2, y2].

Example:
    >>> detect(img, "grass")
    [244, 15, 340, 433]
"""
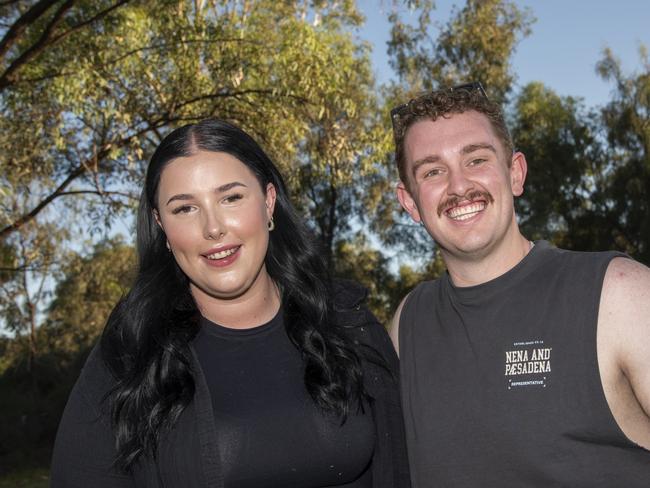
[0, 467, 49, 488]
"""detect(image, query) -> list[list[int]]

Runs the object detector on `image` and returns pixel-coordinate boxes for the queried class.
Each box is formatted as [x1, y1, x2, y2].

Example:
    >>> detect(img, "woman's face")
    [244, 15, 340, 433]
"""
[155, 150, 276, 304]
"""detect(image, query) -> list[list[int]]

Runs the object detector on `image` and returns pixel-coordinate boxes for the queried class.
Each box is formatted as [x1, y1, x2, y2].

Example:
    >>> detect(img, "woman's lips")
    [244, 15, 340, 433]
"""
[202, 245, 241, 267]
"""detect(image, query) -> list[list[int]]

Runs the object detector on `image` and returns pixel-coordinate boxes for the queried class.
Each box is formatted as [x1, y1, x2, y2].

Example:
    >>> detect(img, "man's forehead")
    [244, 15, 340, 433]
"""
[403, 111, 500, 162]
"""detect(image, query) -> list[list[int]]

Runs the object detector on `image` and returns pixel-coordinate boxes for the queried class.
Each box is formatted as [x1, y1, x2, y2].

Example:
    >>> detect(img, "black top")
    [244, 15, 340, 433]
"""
[193, 309, 374, 487]
[50, 279, 410, 488]
[399, 241, 650, 487]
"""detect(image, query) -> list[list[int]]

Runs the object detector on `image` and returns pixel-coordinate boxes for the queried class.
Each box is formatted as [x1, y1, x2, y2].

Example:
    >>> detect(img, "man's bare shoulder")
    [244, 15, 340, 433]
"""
[600, 257, 650, 350]
[389, 294, 411, 357]
[601, 256, 650, 310]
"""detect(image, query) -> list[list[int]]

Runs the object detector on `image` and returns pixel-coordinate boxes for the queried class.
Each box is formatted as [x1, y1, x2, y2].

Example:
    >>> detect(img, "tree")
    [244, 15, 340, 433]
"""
[350, 0, 535, 317]
[0, 221, 67, 376]
[0, 0, 371, 242]
[0, 237, 135, 466]
[511, 82, 604, 244]
[44, 237, 135, 358]
[509, 49, 650, 264]
[591, 47, 650, 262]
[387, 0, 534, 101]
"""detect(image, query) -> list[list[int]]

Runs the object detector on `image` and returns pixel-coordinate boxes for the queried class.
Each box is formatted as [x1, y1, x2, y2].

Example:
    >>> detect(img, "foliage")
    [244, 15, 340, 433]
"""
[0, 467, 49, 487]
[0, 220, 68, 380]
[1, 0, 372, 242]
[2, 1, 650, 481]
[387, 0, 534, 100]
[44, 236, 135, 356]
[591, 47, 650, 261]
[511, 82, 603, 243]
[0, 237, 135, 472]
[510, 49, 650, 264]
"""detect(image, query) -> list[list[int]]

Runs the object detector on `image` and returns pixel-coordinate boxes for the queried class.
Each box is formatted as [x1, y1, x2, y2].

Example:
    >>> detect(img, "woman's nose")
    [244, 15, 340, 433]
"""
[202, 210, 225, 240]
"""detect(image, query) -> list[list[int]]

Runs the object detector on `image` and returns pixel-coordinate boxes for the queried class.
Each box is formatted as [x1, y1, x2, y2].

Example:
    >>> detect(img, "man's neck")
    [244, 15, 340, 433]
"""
[444, 233, 532, 288]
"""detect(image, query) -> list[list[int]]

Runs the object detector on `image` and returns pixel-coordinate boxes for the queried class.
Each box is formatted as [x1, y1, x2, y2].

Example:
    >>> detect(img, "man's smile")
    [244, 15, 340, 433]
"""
[446, 201, 486, 221]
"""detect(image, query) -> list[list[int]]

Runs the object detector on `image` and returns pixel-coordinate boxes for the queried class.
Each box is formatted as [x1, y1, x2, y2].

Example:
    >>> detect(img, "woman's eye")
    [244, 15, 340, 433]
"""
[222, 193, 243, 204]
[171, 205, 193, 215]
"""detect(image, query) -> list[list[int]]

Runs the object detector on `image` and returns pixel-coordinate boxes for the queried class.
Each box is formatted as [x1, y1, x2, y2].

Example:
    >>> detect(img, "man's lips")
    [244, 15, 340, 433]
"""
[437, 190, 494, 218]
[446, 201, 486, 221]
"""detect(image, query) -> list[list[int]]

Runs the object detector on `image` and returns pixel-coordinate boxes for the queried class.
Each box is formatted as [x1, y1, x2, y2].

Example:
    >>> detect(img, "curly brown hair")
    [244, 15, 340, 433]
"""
[392, 84, 513, 185]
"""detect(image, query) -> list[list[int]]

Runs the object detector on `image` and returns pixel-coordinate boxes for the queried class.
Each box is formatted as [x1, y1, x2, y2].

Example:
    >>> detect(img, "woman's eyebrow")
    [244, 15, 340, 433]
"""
[165, 182, 248, 206]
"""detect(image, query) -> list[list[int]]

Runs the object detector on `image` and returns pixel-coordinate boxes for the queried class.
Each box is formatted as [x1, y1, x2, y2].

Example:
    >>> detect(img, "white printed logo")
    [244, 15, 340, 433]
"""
[505, 340, 552, 390]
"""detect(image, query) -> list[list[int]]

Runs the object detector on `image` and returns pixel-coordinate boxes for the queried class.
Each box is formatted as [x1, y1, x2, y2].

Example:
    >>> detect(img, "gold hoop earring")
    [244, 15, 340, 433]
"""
[268, 217, 275, 231]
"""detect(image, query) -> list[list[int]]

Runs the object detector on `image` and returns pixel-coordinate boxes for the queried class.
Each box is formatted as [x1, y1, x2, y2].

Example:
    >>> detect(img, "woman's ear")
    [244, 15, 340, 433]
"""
[265, 183, 277, 221]
[153, 209, 171, 251]
[153, 208, 163, 229]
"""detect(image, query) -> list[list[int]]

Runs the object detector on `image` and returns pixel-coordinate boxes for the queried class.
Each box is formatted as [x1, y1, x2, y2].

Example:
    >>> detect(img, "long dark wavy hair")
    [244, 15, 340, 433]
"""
[100, 119, 366, 471]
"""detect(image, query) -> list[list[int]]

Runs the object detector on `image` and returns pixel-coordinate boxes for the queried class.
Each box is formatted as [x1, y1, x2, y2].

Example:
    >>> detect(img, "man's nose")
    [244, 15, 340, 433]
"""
[446, 168, 475, 196]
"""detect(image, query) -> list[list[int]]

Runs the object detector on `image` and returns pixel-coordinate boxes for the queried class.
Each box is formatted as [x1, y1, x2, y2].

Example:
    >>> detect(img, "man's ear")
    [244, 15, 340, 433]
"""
[265, 183, 277, 221]
[396, 181, 422, 223]
[510, 151, 528, 197]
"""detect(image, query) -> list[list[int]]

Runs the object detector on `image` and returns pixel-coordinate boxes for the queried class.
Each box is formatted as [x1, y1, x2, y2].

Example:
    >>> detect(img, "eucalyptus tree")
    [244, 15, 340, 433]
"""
[0, 0, 381, 331]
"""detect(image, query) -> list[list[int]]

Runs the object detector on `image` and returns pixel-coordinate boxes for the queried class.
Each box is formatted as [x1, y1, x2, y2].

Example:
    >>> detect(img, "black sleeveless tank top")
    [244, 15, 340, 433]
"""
[399, 241, 650, 487]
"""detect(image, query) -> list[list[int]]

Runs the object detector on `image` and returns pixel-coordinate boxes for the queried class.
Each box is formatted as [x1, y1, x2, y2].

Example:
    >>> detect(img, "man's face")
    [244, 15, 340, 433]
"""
[396, 110, 527, 262]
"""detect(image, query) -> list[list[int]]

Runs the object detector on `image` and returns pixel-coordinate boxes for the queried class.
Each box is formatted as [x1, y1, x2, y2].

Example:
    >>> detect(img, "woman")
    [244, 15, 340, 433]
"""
[51, 119, 410, 487]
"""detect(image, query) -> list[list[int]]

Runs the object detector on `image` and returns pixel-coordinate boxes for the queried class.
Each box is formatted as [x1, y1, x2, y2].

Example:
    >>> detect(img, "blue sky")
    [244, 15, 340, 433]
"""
[357, 0, 650, 108]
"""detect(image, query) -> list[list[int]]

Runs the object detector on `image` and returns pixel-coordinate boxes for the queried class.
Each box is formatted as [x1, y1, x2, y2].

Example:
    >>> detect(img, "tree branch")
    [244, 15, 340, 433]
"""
[0, 0, 75, 91]
[0, 116, 173, 240]
[0, 0, 59, 59]
[0, 0, 131, 92]
[0, 1, 24, 8]
[57, 189, 138, 201]
[50, 0, 129, 43]
[13, 37, 260, 86]
[0, 162, 85, 240]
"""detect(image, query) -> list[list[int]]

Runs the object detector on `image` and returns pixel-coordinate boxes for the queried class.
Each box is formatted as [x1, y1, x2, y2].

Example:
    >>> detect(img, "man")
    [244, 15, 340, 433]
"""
[389, 83, 650, 487]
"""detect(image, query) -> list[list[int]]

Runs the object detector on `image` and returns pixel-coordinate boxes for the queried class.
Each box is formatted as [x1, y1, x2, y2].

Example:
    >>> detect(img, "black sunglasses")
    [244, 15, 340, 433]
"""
[390, 81, 488, 134]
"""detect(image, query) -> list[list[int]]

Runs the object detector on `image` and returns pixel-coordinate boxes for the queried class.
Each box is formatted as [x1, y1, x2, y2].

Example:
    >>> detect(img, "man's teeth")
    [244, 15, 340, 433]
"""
[206, 247, 238, 260]
[447, 202, 486, 220]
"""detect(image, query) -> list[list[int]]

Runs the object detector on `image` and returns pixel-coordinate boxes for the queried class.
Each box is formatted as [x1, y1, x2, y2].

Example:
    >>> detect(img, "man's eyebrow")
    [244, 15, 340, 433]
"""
[461, 143, 497, 155]
[411, 155, 440, 178]
[165, 181, 247, 206]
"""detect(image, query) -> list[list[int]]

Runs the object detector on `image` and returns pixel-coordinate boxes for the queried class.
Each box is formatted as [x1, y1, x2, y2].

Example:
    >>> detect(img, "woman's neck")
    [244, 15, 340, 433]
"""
[191, 270, 281, 329]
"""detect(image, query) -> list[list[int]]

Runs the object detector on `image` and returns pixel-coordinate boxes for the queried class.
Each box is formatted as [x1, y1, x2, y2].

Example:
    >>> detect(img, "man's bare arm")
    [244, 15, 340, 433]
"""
[598, 257, 650, 449]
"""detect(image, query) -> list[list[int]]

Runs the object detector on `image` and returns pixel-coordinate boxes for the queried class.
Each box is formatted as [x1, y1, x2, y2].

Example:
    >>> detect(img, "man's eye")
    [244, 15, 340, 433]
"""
[171, 205, 193, 215]
[424, 168, 442, 178]
[469, 158, 486, 166]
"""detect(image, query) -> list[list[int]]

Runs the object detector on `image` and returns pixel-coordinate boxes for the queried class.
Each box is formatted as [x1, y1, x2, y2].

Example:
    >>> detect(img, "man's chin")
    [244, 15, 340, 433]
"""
[438, 238, 494, 261]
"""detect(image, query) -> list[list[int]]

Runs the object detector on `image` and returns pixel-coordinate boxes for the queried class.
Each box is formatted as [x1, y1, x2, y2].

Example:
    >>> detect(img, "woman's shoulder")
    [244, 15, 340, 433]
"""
[331, 279, 397, 362]
[330, 278, 376, 330]
[72, 343, 118, 407]
[331, 278, 368, 312]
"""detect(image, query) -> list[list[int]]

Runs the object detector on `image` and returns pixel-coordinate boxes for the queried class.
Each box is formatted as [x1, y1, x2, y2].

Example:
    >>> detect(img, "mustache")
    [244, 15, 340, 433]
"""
[437, 190, 495, 217]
